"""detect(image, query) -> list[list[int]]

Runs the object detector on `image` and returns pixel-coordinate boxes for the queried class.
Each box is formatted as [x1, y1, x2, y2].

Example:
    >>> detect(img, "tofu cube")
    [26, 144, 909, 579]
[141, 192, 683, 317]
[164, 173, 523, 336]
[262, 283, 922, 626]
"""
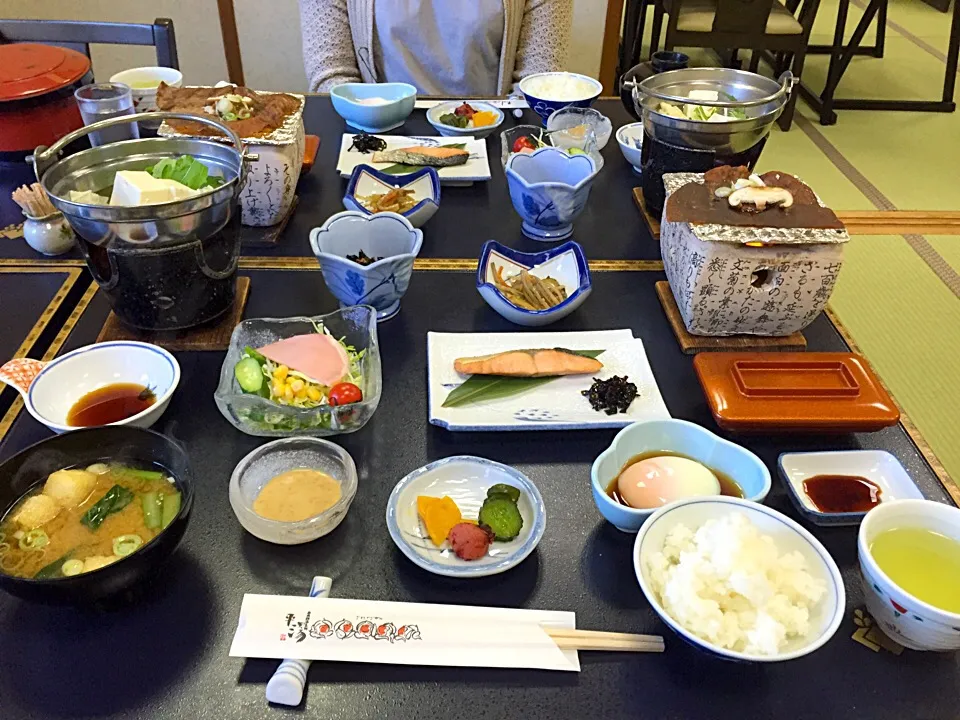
[43, 469, 98, 508]
[11, 494, 60, 529]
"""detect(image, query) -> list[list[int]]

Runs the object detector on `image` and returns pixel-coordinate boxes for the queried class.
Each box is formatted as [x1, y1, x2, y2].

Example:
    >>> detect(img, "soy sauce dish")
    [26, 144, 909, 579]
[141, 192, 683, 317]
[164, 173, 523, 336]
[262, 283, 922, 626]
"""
[0, 426, 193, 605]
[22, 341, 179, 433]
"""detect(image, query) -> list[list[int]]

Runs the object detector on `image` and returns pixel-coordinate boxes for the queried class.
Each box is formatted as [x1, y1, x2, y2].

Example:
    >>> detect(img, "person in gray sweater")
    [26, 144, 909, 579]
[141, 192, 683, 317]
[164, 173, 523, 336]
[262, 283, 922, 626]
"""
[299, 0, 573, 95]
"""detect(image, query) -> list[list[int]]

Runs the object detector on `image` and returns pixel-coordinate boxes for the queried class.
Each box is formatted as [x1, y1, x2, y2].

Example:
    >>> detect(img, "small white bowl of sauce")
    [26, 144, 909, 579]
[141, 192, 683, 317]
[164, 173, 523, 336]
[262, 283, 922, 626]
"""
[778, 450, 923, 527]
[229, 437, 358, 544]
[0, 341, 179, 434]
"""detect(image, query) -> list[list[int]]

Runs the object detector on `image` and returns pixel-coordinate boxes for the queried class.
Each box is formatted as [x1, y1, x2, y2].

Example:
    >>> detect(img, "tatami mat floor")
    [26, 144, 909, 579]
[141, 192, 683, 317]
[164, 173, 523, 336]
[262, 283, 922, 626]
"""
[649, 0, 960, 480]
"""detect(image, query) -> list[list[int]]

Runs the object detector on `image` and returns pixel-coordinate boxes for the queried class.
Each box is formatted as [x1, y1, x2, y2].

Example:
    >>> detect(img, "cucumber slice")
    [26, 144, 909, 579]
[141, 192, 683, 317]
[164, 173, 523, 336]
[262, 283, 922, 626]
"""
[235, 357, 264, 394]
[486, 484, 521, 503]
[478, 497, 523, 542]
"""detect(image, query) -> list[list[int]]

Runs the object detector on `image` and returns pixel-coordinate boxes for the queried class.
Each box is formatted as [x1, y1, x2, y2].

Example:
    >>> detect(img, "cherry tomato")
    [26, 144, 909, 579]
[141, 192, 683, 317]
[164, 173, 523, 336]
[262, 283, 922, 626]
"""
[512, 136, 536, 153]
[328, 382, 363, 406]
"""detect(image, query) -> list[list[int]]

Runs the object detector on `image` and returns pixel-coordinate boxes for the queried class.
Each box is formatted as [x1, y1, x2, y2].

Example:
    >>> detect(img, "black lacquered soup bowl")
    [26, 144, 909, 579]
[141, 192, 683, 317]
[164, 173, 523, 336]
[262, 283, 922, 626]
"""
[0, 426, 193, 605]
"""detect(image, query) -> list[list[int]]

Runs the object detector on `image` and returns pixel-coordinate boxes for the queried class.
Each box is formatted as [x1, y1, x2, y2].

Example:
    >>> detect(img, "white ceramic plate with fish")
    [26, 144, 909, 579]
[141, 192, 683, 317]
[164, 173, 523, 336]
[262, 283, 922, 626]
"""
[336, 134, 492, 184]
[427, 329, 671, 431]
[386, 456, 546, 578]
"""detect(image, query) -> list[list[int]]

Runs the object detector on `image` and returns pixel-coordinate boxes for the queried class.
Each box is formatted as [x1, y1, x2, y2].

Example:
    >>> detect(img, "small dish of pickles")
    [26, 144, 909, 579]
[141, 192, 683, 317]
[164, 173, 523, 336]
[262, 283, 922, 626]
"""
[427, 101, 504, 139]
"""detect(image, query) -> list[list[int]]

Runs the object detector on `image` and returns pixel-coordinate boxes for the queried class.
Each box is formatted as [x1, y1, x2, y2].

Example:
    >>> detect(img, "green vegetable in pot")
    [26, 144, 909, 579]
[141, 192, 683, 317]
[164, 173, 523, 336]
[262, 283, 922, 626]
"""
[81, 485, 135, 530]
[161, 492, 181, 529]
[478, 496, 524, 542]
[145, 156, 225, 191]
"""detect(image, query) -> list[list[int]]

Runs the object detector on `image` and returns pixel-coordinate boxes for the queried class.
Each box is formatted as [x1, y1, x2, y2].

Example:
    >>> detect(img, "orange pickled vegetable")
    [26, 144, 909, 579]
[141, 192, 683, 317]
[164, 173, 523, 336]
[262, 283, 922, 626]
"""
[471, 111, 498, 128]
[417, 495, 462, 546]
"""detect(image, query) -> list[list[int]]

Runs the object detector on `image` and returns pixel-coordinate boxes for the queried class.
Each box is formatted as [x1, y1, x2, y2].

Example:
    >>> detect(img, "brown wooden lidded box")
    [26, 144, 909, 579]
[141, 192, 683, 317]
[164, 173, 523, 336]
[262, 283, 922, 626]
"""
[693, 352, 900, 433]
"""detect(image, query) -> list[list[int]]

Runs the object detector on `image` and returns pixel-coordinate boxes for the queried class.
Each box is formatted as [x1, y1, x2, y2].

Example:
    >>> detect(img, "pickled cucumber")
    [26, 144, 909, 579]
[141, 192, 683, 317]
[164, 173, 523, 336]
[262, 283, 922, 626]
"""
[486, 484, 521, 503]
[478, 497, 523, 541]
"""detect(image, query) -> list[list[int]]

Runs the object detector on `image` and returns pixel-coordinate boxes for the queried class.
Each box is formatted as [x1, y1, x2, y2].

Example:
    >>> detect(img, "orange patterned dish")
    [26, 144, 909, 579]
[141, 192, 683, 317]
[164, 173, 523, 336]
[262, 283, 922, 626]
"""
[693, 352, 900, 433]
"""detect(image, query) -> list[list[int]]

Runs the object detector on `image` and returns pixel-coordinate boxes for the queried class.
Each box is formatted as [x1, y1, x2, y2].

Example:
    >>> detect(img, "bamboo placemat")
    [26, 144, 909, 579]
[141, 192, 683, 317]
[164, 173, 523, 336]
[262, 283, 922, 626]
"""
[655, 281, 806, 354]
[96, 276, 250, 351]
[633, 189, 960, 239]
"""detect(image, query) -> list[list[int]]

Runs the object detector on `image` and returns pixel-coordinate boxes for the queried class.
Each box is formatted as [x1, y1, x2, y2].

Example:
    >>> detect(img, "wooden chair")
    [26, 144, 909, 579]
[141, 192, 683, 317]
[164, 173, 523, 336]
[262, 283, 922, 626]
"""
[651, 0, 820, 130]
[0, 17, 179, 72]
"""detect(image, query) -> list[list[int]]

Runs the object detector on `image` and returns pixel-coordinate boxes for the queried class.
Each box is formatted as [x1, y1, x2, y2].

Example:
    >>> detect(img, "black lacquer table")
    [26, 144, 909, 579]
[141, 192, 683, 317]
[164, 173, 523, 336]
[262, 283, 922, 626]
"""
[0, 267, 957, 720]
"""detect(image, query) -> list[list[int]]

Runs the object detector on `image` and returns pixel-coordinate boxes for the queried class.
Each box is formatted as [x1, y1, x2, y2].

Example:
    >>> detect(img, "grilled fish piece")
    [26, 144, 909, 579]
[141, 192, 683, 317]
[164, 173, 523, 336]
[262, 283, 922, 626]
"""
[371, 145, 470, 167]
[453, 348, 603, 377]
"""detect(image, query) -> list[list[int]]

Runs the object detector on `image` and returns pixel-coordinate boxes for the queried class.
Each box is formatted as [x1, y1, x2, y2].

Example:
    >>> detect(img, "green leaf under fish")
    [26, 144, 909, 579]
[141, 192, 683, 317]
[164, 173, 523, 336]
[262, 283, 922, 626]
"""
[442, 350, 605, 408]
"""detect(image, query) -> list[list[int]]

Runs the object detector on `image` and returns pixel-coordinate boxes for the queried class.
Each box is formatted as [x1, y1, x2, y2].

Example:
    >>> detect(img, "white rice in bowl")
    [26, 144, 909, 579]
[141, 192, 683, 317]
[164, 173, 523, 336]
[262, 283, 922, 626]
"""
[645, 512, 826, 656]
[521, 74, 598, 102]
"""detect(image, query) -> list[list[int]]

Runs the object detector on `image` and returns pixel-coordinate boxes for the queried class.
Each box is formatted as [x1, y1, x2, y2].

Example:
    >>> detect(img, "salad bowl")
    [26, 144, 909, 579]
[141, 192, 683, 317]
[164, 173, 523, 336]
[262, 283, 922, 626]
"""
[310, 211, 424, 321]
[505, 147, 598, 241]
[214, 307, 382, 437]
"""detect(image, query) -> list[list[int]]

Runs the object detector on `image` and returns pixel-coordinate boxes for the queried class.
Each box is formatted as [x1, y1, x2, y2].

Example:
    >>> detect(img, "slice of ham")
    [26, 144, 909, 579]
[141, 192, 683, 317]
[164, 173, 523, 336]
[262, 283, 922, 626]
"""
[258, 333, 349, 387]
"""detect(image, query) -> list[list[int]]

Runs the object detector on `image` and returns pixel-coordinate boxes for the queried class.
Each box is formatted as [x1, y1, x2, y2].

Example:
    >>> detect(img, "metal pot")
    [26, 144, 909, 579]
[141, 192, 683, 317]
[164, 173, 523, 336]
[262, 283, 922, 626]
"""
[624, 67, 794, 156]
[32, 112, 257, 331]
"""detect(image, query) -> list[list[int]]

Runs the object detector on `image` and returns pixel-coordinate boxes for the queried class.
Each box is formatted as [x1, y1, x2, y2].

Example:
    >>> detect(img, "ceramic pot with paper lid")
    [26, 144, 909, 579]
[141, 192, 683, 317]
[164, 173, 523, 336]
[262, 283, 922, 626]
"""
[621, 68, 794, 214]
[33, 111, 257, 331]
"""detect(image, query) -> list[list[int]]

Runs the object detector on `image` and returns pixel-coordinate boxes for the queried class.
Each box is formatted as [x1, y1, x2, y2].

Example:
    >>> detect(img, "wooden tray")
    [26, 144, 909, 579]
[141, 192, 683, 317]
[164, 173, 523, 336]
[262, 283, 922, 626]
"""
[96, 276, 250, 351]
[655, 281, 806, 354]
[240, 196, 298, 248]
[633, 188, 662, 240]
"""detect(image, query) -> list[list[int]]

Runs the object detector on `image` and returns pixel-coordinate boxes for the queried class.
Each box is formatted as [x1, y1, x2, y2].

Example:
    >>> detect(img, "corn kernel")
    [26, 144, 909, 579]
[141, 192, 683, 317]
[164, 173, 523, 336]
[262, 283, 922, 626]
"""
[290, 379, 305, 393]
[283, 386, 294, 401]
[295, 387, 307, 399]
[273, 365, 289, 381]
[306, 387, 322, 402]
[271, 381, 284, 397]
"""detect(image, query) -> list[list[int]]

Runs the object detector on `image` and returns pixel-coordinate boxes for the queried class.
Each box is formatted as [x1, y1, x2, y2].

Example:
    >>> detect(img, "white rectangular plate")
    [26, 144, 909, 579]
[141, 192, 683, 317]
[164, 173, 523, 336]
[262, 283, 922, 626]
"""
[336, 134, 492, 184]
[428, 330, 671, 431]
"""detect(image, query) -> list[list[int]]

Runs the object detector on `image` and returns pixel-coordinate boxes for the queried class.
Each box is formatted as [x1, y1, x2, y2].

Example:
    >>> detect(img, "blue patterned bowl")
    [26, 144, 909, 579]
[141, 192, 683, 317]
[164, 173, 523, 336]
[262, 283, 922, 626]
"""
[505, 147, 598, 241]
[309, 211, 423, 321]
[518, 72, 603, 126]
[342, 164, 440, 229]
[476, 240, 591, 326]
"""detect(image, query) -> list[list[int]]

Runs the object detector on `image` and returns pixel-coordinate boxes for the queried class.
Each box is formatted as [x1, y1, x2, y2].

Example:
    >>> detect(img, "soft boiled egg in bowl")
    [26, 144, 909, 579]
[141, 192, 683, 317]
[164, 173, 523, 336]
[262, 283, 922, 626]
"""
[591, 419, 771, 532]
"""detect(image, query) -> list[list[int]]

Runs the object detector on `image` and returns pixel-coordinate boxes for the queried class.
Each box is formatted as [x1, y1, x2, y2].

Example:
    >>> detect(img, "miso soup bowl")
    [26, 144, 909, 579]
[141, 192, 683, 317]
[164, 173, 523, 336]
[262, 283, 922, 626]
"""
[858, 499, 960, 651]
[0, 426, 193, 605]
[0, 341, 179, 434]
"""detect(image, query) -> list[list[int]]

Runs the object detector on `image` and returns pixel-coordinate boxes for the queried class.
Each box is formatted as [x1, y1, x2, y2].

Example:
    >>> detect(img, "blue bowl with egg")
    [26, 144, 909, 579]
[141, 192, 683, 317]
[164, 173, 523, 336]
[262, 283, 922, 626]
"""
[591, 419, 771, 532]
[330, 82, 417, 133]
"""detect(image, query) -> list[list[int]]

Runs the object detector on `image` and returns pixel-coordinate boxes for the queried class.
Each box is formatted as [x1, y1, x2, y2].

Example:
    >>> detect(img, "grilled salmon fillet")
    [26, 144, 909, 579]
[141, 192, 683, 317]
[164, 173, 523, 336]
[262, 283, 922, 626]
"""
[372, 146, 470, 167]
[453, 349, 603, 377]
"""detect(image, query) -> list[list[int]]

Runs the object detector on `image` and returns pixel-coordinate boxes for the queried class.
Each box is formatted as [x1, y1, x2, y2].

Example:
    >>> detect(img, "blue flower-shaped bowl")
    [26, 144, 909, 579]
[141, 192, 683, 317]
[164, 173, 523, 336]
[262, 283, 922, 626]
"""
[343, 164, 440, 229]
[309, 211, 424, 321]
[476, 240, 591, 326]
[518, 72, 603, 126]
[591, 419, 771, 533]
[505, 147, 598, 241]
[330, 82, 416, 133]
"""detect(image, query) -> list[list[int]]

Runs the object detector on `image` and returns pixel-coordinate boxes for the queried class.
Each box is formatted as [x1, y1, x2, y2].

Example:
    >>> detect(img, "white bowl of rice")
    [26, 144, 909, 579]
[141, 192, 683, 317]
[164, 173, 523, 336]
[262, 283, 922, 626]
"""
[634, 496, 845, 662]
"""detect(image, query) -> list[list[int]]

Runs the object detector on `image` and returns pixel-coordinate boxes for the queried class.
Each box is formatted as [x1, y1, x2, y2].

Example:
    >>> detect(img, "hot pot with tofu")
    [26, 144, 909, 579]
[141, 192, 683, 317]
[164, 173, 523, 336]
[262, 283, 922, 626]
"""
[32, 111, 257, 331]
[0, 426, 193, 605]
